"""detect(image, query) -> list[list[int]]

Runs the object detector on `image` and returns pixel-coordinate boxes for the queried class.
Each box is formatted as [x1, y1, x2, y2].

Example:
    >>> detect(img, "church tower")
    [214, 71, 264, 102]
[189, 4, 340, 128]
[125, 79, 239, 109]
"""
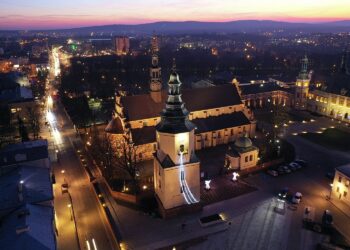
[150, 36, 162, 103]
[154, 63, 200, 216]
[294, 55, 310, 110]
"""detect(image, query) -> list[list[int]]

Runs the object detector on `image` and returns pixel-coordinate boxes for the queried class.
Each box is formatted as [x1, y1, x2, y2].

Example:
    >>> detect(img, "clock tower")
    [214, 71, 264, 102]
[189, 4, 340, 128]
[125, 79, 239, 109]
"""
[153, 63, 200, 216]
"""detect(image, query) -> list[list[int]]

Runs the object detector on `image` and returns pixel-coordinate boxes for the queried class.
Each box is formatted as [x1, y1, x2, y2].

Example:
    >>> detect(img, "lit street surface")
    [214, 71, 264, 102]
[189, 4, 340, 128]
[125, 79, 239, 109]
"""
[50, 101, 117, 250]
[46, 48, 117, 250]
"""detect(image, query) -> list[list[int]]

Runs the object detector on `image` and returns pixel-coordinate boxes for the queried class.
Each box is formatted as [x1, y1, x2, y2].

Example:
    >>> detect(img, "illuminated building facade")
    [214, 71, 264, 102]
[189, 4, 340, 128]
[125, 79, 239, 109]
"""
[153, 66, 200, 215]
[114, 36, 130, 56]
[225, 133, 259, 171]
[331, 164, 350, 205]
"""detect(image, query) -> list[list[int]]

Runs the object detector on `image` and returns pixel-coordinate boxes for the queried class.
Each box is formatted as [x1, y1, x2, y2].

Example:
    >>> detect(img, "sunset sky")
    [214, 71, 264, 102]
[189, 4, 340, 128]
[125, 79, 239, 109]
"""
[1, 0, 350, 30]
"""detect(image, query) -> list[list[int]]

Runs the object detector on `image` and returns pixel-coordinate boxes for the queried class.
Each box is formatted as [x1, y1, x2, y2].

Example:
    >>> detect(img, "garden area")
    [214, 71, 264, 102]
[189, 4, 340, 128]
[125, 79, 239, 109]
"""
[300, 128, 350, 151]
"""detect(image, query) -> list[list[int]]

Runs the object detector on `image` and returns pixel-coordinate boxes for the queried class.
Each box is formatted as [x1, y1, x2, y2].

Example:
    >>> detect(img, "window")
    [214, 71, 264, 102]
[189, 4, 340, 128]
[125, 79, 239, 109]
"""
[331, 97, 337, 104]
[159, 180, 161, 189]
[180, 187, 183, 193]
[339, 176, 343, 183]
[245, 156, 249, 162]
[249, 155, 253, 161]
[344, 191, 348, 198]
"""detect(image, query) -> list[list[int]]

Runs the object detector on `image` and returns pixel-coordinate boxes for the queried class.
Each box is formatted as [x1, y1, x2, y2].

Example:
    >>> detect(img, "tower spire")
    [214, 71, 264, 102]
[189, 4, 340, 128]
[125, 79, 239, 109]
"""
[156, 68, 195, 133]
[298, 55, 309, 80]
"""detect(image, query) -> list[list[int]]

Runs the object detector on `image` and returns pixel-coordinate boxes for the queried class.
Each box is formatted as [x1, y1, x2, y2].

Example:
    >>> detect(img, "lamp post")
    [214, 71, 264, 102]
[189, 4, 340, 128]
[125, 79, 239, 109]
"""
[329, 183, 333, 199]
[67, 204, 73, 221]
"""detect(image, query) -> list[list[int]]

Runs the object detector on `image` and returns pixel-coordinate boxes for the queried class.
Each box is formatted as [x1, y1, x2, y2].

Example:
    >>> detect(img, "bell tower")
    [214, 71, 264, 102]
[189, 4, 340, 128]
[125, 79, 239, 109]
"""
[150, 36, 162, 103]
[295, 55, 310, 110]
[153, 63, 200, 215]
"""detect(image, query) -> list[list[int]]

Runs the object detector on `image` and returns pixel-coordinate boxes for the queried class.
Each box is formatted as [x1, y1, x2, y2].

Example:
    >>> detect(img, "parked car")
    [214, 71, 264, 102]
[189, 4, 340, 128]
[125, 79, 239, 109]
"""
[278, 187, 289, 200]
[267, 170, 278, 177]
[282, 165, 291, 174]
[289, 162, 302, 170]
[288, 164, 297, 171]
[292, 192, 303, 204]
[277, 167, 285, 175]
[295, 159, 308, 167]
[322, 210, 333, 226]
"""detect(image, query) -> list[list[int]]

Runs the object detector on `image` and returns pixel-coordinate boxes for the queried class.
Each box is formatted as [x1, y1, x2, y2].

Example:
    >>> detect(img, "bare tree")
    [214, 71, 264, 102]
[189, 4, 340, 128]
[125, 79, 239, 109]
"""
[89, 126, 141, 190]
[27, 106, 41, 139]
[115, 134, 140, 184]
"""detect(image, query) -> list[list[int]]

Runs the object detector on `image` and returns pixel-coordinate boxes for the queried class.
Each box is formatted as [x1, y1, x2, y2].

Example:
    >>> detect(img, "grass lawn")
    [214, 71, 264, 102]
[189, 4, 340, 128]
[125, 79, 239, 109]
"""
[300, 128, 350, 151]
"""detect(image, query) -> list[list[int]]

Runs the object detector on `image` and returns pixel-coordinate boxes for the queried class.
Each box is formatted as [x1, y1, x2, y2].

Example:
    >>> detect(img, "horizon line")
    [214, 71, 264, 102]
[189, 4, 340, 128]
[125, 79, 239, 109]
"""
[1, 18, 350, 31]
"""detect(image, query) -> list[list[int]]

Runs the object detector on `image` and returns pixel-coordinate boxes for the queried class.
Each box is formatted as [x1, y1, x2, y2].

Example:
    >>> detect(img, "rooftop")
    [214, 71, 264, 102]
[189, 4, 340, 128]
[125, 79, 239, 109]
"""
[0, 203, 56, 250]
[0, 164, 53, 212]
[0, 140, 49, 167]
[240, 82, 291, 95]
[336, 163, 350, 177]
[130, 111, 251, 145]
[120, 84, 242, 121]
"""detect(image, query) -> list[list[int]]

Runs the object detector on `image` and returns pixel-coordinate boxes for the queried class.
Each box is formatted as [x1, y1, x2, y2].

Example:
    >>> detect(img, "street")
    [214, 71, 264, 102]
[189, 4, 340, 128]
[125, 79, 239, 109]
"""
[47, 48, 118, 250]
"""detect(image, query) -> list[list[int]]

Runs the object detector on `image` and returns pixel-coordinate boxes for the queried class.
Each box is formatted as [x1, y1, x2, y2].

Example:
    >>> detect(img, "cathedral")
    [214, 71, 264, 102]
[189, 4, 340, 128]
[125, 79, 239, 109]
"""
[106, 39, 350, 165]
[106, 43, 256, 162]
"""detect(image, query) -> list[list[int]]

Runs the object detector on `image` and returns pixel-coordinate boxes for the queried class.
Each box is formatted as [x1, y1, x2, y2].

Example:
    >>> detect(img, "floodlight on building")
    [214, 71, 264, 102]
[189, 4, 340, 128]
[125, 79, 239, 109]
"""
[205, 180, 211, 190]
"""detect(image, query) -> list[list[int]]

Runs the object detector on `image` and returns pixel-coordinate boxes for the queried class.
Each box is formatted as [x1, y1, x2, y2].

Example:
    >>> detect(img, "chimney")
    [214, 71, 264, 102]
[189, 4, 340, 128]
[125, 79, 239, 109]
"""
[16, 226, 30, 235]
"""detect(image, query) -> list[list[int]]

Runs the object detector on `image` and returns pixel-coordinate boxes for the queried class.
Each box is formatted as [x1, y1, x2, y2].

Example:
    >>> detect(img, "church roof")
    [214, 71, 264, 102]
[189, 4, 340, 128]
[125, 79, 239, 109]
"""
[120, 84, 242, 121]
[105, 116, 124, 134]
[130, 111, 251, 145]
[193, 112, 251, 133]
[240, 82, 291, 95]
[131, 126, 156, 145]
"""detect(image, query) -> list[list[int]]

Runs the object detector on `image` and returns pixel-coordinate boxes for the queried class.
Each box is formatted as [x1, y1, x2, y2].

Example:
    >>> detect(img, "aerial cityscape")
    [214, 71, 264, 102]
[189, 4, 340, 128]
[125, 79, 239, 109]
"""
[1, 1, 350, 250]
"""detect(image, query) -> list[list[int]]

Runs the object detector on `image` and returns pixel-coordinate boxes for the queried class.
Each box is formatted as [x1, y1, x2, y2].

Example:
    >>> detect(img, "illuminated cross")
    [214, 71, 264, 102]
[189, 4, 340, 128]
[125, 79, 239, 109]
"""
[232, 172, 239, 182]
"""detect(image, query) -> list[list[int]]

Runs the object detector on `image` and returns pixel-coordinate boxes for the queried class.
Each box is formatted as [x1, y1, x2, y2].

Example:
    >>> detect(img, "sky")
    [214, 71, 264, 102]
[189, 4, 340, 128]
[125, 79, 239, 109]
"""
[0, 0, 350, 30]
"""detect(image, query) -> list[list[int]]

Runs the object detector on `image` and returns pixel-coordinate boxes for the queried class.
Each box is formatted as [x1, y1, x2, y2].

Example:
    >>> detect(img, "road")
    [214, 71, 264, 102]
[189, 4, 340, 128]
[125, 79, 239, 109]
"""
[47, 47, 118, 250]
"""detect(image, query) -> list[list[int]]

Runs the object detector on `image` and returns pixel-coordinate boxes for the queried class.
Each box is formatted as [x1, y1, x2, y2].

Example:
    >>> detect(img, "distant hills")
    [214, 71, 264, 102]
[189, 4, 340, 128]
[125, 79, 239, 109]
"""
[64, 20, 350, 35]
[2, 20, 350, 35]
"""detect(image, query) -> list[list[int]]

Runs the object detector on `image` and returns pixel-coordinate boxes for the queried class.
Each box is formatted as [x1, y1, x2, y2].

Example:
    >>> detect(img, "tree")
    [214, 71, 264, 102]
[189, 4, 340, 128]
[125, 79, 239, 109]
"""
[115, 134, 140, 185]
[266, 101, 290, 141]
[89, 124, 141, 192]
[17, 116, 29, 142]
[27, 106, 41, 139]
[0, 104, 15, 147]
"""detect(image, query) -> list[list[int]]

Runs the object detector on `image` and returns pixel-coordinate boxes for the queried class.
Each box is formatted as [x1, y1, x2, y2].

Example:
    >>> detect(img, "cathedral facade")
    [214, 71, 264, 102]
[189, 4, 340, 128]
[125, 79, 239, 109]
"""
[106, 45, 256, 161]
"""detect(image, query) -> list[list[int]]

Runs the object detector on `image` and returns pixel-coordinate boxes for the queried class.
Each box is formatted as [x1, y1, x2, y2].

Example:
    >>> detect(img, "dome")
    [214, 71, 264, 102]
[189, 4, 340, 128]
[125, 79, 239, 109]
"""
[234, 134, 253, 148]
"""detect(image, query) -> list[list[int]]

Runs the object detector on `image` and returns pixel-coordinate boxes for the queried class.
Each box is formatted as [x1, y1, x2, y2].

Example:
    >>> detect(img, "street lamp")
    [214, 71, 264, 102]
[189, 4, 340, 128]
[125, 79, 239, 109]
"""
[329, 183, 333, 199]
[67, 204, 73, 221]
